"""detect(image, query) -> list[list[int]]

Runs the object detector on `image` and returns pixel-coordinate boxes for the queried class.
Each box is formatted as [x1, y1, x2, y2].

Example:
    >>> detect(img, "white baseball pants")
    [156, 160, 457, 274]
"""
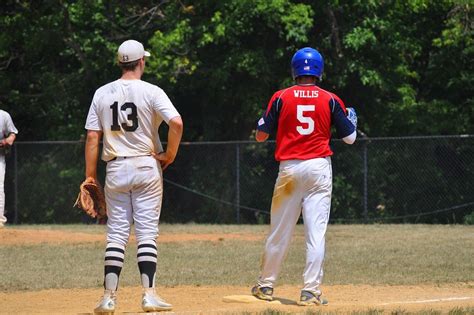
[0, 155, 5, 224]
[257, 157, 332, 295]
[104, 155, 163, 246]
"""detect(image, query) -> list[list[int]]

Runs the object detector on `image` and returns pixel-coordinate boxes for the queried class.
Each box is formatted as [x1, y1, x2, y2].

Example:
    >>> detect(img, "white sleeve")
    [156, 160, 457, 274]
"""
[342, 130, 357, 144]
[85, 97, 102, 131]
[151, 88, 180, 123]
[4, 112, 18, 135]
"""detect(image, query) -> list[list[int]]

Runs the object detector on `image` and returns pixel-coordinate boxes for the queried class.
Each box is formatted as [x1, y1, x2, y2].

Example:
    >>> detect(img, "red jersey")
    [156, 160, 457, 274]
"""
[257, 84, 354, 161]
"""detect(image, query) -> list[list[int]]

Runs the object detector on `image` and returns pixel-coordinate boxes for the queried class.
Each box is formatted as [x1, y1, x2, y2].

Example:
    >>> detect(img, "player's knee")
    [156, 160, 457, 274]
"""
[106, 234, 130, 247]
[136, 234, 158, 245]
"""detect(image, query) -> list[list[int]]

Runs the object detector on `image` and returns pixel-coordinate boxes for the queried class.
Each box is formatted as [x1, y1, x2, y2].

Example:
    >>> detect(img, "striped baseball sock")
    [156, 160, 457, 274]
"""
[103, 242, 125, 291]
[137, 240, 157, 288]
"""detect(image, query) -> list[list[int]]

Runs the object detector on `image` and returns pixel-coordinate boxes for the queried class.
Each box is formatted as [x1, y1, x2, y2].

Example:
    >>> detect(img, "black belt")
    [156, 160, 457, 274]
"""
[108, 154, 151, 162]
[108, 157, 128, 162]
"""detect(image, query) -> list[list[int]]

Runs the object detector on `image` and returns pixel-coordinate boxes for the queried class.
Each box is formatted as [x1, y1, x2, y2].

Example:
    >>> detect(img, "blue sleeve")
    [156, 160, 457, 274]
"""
[257, 97, 282, 134]
[330, 99, 355, 138]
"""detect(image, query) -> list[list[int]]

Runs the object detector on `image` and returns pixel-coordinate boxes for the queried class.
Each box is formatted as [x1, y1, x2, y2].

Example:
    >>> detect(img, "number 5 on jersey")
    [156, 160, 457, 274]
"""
[296, 105, 315, 135]
[110, 102, 138, 132]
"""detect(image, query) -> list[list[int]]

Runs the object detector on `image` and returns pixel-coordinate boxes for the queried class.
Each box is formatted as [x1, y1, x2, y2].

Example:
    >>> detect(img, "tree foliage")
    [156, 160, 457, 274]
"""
[0, 0, 471, 140]
[0, 1, 472, 224]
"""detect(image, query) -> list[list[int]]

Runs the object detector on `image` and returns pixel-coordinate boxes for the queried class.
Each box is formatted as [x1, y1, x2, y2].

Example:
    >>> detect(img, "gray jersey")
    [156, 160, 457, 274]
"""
[0, 110, 18, 139]
[85, 79, 180, 161]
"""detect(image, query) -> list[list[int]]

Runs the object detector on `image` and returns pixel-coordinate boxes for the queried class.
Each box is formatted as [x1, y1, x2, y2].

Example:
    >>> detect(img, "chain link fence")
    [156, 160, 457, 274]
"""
[4, 135, 474, 224]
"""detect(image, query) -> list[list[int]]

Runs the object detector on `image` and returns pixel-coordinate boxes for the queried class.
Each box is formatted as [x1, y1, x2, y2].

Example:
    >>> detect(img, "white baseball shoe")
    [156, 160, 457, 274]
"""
[142, 288, 173, 312]
[94, 289, 116, 314]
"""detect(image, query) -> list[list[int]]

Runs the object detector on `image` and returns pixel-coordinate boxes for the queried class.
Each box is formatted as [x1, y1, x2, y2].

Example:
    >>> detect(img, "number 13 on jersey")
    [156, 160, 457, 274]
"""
[296, 105, 315, 135]
[110, 102, 139, 132]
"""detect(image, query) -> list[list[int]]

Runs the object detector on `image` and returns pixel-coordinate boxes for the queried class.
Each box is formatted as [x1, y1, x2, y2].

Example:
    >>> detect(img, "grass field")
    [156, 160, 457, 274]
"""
[0, 224, 473, 314]
[1, 224, 473, 291]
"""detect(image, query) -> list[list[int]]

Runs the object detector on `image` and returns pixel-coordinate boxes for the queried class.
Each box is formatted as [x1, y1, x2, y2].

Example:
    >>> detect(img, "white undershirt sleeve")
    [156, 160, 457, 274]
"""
[342, 130, 357, 144]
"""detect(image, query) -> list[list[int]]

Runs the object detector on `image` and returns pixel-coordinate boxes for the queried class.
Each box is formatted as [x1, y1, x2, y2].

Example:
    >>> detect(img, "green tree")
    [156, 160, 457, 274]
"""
[1, 1, 472, 223]
[146, 0, 314, 140]
[0, 1, 171, 139]
[307, 0, 473, 136]
[1, 0, 472, 140]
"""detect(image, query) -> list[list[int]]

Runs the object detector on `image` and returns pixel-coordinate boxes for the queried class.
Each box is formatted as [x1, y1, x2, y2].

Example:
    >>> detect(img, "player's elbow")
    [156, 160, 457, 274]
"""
[169, 116, 183, 134]
[86, 130, 102, 143]
[342, 131, 356, 144]
[255, 130, 269, 142]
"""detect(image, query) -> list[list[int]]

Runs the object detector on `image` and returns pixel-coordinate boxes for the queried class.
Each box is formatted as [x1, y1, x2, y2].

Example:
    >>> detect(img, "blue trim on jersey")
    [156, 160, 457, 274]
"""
[330, 99, 356, 138]
[257, 97, 282, 134]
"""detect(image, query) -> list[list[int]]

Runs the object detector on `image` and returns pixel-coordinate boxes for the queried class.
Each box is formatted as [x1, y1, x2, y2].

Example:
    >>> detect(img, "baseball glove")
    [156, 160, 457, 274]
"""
[74, 177, 107, 219]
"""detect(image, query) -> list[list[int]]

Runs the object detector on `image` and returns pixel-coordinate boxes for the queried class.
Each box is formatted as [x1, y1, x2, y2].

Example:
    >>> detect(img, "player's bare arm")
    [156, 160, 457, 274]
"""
[0, 133, 16, 147]
[85, 130, 102, 180]
[152, 116, 183, 170]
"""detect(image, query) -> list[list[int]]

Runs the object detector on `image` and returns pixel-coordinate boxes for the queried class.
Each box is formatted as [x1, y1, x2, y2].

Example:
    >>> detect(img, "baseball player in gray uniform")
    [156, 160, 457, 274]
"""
[0, 110, 18, 228]
[84, 39, 183, 314]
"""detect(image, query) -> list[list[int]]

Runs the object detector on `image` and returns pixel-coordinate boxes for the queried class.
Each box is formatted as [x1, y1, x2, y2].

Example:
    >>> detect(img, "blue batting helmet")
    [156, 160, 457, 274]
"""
[291, 47, 324, 79]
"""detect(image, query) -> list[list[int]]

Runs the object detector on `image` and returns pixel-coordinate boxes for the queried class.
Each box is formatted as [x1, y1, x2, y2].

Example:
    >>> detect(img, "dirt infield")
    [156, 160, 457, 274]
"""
[0, 228, 263, 245]
[1, 284, 473, 314]
[1, 228, 473, 314]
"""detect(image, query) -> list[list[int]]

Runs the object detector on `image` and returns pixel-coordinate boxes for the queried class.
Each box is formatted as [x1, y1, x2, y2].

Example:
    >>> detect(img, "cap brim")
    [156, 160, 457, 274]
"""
[144, 51, 151, 57]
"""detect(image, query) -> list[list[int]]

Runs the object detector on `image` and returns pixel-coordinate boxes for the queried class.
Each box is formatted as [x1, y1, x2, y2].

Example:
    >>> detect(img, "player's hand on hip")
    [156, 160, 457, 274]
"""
[152, 151, 175, 170]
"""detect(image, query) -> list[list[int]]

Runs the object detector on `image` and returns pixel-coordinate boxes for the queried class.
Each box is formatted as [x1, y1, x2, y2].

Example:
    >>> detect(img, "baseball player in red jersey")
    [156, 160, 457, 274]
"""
[251, 47, 357, 306]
